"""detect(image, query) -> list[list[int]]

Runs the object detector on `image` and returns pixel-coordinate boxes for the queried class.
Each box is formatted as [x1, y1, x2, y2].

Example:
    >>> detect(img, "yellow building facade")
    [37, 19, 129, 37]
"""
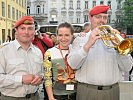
[0, 0, 27, 44]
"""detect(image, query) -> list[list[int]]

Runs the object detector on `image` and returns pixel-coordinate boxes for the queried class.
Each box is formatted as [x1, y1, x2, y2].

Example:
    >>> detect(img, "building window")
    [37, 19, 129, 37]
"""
[8, 29, 10, 36]
[116, 15, 120, 23]
[51, 0, 56, 9]
[2, 29, 5, 43]
[2, 2, 5, 17]
[100, 1, 104, 5]
[12, 7, 15, 20]
[16, 9, 18, 20]
[22, 12, 24, 17]
[69, 0, 73, 9]
[51, 15, 57, 21]
[85, 1, 88, 9]
[93, 1, 96, 7]
[76, 13, 81, 23]
[16, 0, 18, 3]
[22, 0, 23, 7]
[84, 14, 88, 22]
[43, 5, 45, 13]
[25, 0, 26, 8]
[77, 0, 80, 9]
[62, 0, 66, 9]
[19, 11, 21, 18]
[36, 5, 41, 14]
[8, 5, 11, 18]
[61, 13, 66, 22]
[77, 18, 80, 23]
[69, 13, 74, 23]
[19, 0, 21, 5]
[27, 6, 30, 15]
[108, 1, 111, 9]
[117, 4, 121, 9]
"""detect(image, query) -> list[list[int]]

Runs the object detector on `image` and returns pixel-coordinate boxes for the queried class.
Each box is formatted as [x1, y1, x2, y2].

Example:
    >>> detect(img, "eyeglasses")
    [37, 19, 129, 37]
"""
[94, 15, 108, 20]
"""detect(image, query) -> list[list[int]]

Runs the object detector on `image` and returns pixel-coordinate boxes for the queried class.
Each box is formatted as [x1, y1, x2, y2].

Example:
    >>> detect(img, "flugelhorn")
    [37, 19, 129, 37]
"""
[98, 25, 133, 55]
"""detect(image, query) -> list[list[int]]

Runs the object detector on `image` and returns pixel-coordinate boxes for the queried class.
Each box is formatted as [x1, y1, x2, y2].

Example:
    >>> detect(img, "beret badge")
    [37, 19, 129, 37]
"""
[24, 20, 30, 24]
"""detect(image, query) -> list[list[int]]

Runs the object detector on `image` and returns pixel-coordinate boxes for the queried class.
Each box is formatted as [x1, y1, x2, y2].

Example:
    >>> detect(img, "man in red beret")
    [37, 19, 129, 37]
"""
[14, 16, 34, 28]
[0, 16, 44, 100]
[68, 5, 133, 100]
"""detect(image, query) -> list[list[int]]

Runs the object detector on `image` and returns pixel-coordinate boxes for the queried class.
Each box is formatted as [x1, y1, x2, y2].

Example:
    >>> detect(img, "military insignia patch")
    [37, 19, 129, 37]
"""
[24, 20, 30, 24]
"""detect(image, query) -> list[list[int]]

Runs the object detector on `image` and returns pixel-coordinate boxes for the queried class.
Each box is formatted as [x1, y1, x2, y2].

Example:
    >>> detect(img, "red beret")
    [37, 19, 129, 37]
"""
[89, 5, 110, 16]
[14, 16, 34, 28]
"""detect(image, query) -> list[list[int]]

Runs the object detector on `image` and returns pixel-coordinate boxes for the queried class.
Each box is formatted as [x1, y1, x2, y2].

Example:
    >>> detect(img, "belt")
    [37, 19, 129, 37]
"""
[1, 92, 37, 99]
[79, 82, 118, 90]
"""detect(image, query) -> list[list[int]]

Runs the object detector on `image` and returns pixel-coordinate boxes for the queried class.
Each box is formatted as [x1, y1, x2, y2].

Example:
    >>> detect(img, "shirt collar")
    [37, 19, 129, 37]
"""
[13, 39, 33, 51]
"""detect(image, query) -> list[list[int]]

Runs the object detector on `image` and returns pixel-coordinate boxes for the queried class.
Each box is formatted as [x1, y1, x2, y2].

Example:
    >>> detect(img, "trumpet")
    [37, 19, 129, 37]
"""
[98, 25, 133, 55]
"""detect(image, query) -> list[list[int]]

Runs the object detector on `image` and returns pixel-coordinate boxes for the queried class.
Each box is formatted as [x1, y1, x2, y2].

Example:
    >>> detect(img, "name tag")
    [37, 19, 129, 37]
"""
[66, 84, 74, 90]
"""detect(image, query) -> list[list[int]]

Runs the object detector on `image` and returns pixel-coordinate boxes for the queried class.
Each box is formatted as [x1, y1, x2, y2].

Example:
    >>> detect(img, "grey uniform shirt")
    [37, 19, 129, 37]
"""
[68, 31, 133, 86]
[0, 40, 44, 97]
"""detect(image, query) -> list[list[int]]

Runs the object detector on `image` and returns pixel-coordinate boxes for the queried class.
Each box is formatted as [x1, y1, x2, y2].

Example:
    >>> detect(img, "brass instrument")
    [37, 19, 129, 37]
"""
[98, 25, 133, 55]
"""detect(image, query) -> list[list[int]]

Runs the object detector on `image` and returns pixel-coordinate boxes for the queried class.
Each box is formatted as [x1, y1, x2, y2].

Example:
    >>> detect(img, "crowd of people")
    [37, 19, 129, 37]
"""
[0, 5, 133, 100]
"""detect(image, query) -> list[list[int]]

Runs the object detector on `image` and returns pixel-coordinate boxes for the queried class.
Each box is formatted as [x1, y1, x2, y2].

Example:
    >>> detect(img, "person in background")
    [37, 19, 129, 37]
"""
[12, 28, 16, 41]
[32, 30, 53, 59]
[67, 5, 133, 100]
[32, 28, 53, 100]
[44, 22, 77, 100]
[82, 22, 91, 34]
[120, 32, 129, 81]
[2, 35, 12, 45]
[72, 23, 91, 47]
[45, 32, 52, 38]
[0, 16, 44, 100]
[76, 22, 91, 38]
[6, 35, 11, 42]
[49, 33, 58, 46]
[120, 32, 133, 81]
[120, 32, 126, 39]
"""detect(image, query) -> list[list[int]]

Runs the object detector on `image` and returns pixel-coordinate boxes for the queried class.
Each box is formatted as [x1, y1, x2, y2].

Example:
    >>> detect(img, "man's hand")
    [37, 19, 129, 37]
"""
[110, 29, 121, 46]
[22, 74, 35, 85]
[38, 32, 43, 39]
[84, 28, 101, 53]
[30, 75, 43, 86]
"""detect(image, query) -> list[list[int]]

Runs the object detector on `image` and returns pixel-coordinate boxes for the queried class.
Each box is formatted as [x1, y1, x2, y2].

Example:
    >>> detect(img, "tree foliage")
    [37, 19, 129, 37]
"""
[115, 0, 133, 34]
[122, 0, 133, 28]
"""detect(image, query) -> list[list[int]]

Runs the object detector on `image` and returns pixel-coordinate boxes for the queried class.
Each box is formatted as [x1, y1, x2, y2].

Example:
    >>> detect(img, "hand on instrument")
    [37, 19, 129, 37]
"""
[84, 28, 101, 52]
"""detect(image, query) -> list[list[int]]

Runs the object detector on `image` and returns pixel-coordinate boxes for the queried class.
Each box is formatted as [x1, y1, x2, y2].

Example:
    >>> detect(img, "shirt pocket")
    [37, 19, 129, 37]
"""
[8, 59, 24, 67]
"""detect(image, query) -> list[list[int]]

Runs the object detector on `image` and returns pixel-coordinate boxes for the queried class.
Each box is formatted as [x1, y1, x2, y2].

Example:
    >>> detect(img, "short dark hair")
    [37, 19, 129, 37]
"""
[49, 33, 56, 39]
[56, 22, 74, 35]
[84, 23, 90, 29]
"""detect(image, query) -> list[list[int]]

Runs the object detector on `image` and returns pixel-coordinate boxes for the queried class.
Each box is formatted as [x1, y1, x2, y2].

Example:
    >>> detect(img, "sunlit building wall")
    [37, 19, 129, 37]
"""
[0, 0, 27, 44]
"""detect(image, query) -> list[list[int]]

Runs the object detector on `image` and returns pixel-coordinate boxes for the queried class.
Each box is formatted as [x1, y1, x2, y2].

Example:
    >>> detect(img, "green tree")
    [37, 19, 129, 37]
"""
[115, 0, 133, 34]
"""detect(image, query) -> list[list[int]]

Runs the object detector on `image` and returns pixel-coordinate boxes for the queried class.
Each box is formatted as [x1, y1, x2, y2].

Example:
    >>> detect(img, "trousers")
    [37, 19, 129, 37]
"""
[1, 92, 39, 100]
[76, 82, 119, 100]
